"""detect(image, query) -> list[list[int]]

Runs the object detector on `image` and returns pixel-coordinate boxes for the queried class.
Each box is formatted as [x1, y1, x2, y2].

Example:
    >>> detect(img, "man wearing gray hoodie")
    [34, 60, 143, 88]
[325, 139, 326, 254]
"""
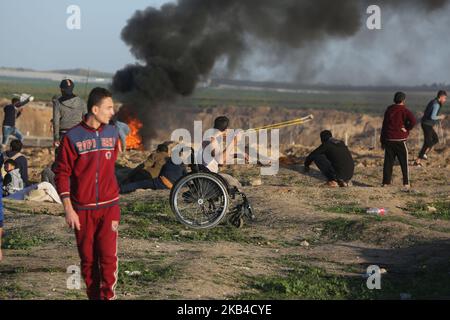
[52, 79, 87, 147]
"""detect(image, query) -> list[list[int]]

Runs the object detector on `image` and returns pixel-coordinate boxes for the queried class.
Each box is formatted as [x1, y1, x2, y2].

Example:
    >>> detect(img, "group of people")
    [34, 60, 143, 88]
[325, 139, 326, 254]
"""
[0, 83, 446, 300]
[304, 90, 446, 190]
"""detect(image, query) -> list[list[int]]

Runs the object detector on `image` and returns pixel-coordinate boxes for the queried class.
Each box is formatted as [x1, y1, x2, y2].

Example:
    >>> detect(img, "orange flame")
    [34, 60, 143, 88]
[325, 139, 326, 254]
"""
[126, 117, 144, 150]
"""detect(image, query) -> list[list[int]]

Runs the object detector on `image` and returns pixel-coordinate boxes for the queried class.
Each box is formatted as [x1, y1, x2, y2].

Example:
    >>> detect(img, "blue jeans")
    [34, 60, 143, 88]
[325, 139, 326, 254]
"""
[2, 126, 24, 145]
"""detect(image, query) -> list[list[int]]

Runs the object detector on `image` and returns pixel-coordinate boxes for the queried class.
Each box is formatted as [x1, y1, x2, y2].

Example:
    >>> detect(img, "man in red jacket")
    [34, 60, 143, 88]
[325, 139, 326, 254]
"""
[54, 87, 120, 300]
[380, 92, 417, 190]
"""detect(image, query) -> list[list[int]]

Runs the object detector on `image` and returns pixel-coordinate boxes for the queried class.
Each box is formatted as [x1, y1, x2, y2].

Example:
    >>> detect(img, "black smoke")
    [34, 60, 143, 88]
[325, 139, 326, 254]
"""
[112, 0, 449, 142]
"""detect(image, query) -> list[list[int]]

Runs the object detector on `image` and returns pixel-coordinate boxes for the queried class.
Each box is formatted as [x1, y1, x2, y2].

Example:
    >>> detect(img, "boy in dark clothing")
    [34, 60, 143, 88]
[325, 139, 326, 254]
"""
[415, 90, 447, 166]
[380, 92, 417, 190]
[2, 95, 33, 148]
[304, 130, 355, 187]
[3, 140, 28, 185]
[3, 159, 24, 196]
[120, 158, 186, 194]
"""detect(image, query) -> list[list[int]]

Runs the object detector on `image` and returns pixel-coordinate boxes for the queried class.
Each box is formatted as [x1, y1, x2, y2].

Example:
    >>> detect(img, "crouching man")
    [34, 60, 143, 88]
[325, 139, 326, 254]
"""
[304, 130, 355, 187]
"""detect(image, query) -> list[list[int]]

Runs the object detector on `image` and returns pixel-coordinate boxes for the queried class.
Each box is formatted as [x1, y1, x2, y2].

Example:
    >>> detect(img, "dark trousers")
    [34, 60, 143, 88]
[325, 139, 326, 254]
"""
[419, 123, 439, 159]
[311, 154, 338, 182]
[119, 178, 165, 194]
[383, 141, 410, 185]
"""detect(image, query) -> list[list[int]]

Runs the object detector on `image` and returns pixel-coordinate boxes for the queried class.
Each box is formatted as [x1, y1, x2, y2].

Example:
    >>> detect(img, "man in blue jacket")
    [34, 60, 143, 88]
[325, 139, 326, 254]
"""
[415, 90, 447, 166]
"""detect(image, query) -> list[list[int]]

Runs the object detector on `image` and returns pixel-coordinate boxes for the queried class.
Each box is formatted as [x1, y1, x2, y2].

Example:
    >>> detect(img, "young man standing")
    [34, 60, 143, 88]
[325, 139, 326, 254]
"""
[54, 87, 120, 300]
[380, 92, 417, 190]
[415, 90, 447, 166]
[52, 79, 87, 148]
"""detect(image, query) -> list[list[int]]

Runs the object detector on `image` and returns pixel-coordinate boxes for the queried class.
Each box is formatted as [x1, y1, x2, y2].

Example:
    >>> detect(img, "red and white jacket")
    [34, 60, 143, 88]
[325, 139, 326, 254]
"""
[54, 120, 120, 210]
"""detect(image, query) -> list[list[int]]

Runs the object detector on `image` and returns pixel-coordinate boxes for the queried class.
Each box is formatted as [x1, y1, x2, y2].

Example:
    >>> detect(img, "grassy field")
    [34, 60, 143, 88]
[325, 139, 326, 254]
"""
[1, 77, 442, 115]
[0, 76, 100, 101]
[1, 146, 449, 300]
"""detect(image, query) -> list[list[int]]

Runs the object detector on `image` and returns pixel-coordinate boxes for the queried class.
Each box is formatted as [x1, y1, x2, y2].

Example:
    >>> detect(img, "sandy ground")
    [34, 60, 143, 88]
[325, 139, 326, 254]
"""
[0, 143, 449, 300]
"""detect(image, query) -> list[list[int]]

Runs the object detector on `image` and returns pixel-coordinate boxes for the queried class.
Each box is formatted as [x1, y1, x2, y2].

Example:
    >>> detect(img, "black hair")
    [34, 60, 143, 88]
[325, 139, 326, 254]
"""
[213, 116, 229, 132]
[157, 144, 169, 153]
[320, 130, 333, 143]
[437, 90, 447, 98]
[11, 97, 20, 104]
[10, 139, 23, 152]
[87, 87, 112, 114]
[394, 92, 406, 104]
[4, 159, 16, 168]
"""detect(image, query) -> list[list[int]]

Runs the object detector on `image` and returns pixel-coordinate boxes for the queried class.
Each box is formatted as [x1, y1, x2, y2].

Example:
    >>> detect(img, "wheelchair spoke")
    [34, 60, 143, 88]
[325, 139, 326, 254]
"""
[172, 173, 230, 229]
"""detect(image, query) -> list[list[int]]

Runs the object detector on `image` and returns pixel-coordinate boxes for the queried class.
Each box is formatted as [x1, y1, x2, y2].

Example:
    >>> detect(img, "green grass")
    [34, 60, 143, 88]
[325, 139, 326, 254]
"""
[405, 201, 450, 220]
[121, 201, 266, 244]
[320, 218, 369, 242]
[0, 282, 37, 299]
[237, 255, 450, 300]
[3, 200, 65, 216]
[237, 256, 372, 300]
[2, 80, 441, 114]
[186, 87, 436, 114]
[369, 264, 450, 299]
[1, 230, 57, 250]
[322, 203, 366, 215]
[117, 260, 178, 293]
[0, 76, 98, 101]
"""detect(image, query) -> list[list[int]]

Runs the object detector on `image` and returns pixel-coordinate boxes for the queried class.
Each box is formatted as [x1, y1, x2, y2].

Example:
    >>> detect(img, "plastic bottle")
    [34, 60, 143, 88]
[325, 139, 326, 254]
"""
[366, 208, 388, 216]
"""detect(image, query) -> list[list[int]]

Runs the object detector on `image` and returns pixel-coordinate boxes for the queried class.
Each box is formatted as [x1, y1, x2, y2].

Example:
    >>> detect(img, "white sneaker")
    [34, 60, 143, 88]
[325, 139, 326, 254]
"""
[401, 185, 411, 192]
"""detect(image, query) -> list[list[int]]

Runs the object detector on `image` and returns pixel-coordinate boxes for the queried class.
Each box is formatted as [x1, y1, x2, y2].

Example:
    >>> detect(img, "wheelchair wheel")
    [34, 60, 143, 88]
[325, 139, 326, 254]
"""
[170, 173, 230, 229]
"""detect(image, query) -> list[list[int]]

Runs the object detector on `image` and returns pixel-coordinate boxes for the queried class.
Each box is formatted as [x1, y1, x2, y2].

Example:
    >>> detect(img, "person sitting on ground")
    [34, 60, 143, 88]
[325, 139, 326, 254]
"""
[41, 162, 57, 188]
[120, 143, 170, 185]
[3, 140, 29, 186]
[120, 157, 187, 194]
[304, 130, 355, 187]
[144, 144, 171, 178]
[2, 159, 24, 196]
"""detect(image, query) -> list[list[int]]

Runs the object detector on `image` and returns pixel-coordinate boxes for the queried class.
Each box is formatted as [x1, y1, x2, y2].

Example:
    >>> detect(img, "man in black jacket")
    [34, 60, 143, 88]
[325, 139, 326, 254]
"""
[304, 130, 355, 187]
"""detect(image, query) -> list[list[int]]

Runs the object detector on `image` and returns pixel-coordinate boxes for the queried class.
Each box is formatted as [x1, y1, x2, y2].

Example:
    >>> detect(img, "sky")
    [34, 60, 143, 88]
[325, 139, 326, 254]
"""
[0, 0, 171, 72]
[0, 1, 449, 86]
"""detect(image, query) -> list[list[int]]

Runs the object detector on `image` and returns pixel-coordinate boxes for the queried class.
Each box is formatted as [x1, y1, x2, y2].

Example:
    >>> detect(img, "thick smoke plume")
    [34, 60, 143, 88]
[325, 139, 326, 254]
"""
[112, 0, 449, 142]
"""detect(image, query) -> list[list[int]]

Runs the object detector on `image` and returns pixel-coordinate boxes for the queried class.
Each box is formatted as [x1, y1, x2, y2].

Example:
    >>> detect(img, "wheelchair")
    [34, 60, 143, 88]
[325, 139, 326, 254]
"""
[169, 159, 255, 229]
